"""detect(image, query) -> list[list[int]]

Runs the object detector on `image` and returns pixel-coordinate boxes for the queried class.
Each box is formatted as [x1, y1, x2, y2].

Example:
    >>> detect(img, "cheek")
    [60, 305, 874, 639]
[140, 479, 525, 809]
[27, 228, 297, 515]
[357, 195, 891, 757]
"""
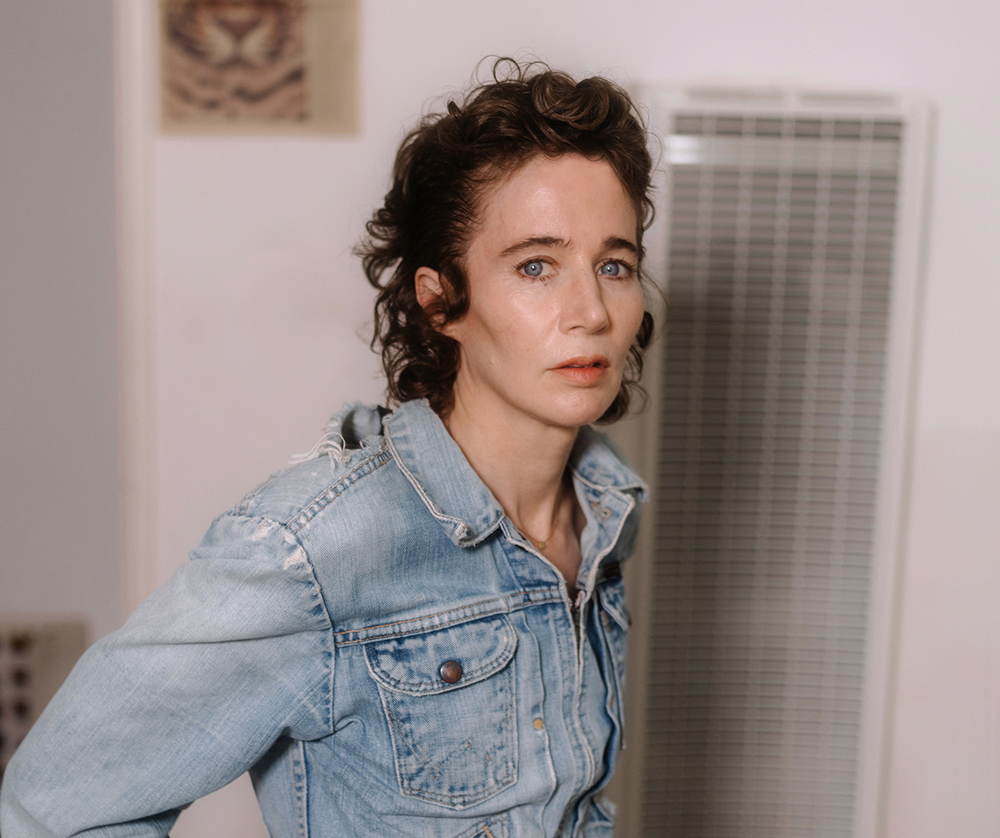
[444, 302, 525, 367]
[618, 286, 647, 348]
[482, 296, 552, 356]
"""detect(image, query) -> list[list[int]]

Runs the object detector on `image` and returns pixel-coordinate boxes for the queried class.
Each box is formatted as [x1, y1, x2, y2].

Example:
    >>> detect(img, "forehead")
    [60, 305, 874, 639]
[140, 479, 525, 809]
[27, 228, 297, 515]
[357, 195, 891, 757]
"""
[469, 154, 637, 249]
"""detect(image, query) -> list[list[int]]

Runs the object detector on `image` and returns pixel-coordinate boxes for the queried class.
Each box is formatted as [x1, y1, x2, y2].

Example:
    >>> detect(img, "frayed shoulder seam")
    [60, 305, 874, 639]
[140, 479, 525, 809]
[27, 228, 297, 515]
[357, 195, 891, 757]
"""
[287, 448, 394, 535]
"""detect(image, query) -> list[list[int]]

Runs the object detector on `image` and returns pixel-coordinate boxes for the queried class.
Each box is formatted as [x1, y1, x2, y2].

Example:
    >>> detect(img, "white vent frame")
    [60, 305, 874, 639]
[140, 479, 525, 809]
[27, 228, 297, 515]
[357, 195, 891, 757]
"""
[607, 84, 933, 838]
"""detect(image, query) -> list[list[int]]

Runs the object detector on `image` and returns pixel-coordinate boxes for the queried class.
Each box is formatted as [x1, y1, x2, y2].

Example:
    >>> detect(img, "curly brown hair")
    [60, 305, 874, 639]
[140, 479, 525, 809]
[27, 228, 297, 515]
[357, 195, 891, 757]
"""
[357, 58, 655, 422]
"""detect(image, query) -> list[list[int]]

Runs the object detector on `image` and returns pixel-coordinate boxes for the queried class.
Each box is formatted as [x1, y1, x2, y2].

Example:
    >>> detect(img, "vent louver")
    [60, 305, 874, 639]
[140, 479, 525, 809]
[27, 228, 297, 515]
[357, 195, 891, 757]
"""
[631, 108, 918, 838]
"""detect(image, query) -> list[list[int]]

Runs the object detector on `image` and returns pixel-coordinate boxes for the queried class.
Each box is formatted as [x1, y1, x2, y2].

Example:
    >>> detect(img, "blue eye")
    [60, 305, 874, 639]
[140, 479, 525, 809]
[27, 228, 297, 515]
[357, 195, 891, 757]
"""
[522, 260, 545, 277]
[599, 261, 625, 277]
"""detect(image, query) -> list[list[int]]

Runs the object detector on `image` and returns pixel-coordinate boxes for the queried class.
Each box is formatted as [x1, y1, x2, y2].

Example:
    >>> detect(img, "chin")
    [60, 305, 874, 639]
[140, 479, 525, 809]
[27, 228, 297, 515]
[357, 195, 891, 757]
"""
[545, 390, 618, 428]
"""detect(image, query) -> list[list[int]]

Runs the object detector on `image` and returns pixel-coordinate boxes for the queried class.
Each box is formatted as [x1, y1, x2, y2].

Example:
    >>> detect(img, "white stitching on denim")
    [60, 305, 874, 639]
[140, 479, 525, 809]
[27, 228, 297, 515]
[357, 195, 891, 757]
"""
[382, 429, 497, 546]
[333, 589, 563, 645]
[364, 616, 516, 694]
[291, 739, 308, 838]
[287, 450, 393, 534]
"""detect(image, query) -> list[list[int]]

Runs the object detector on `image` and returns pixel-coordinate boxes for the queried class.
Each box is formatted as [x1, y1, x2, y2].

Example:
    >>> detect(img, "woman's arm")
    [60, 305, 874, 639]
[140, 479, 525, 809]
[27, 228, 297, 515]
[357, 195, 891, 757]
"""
[0, 513, 334, 836]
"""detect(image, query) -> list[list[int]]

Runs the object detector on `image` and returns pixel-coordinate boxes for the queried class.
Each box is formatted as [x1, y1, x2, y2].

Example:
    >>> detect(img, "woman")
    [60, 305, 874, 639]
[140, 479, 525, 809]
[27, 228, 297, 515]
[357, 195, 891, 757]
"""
[0, 59, 654, 837]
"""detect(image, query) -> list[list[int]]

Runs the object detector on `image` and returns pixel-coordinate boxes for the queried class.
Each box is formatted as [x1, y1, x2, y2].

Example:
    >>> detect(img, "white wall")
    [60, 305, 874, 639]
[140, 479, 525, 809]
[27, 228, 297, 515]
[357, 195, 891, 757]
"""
[145, 0, 997, 834]
[0, 4, 120, 641]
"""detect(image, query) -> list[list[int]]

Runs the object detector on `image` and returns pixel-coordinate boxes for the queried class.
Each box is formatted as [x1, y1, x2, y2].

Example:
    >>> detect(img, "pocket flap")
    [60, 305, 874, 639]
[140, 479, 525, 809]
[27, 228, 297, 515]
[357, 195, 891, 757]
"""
[365, 614, 517, 696]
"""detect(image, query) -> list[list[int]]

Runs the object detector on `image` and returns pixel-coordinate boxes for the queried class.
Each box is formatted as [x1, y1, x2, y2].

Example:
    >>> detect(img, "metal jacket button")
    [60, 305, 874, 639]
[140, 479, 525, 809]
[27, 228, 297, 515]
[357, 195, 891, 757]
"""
[439, 660, 463, 683]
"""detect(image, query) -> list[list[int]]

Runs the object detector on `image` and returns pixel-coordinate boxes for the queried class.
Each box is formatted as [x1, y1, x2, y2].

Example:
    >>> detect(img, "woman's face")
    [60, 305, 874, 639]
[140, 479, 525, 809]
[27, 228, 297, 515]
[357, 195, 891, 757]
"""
[434, 153, 645, 432]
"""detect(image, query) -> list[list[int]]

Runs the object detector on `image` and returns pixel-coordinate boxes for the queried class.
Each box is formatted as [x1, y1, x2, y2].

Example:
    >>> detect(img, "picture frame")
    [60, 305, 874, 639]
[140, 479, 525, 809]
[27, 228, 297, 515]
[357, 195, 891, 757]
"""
[160, 0, 357, 135]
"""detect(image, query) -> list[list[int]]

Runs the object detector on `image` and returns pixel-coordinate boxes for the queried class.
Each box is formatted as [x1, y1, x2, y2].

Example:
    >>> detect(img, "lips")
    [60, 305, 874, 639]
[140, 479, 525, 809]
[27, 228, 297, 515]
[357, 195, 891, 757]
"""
[552, 356, 610, 385]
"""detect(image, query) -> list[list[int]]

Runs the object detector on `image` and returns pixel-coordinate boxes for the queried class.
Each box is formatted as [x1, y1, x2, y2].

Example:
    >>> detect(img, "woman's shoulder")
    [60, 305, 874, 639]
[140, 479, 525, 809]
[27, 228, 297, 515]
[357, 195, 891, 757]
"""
[229, 402, 398, 528]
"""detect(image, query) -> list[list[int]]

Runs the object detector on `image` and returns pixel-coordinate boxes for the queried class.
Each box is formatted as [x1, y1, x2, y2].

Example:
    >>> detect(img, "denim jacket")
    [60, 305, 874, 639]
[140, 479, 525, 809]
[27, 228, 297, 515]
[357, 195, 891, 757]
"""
[1, 400, 646, 837]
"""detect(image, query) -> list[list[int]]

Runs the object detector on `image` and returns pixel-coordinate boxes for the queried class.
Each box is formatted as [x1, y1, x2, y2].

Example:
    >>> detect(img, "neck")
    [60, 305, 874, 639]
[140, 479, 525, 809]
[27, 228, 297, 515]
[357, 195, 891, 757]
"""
[443, 387, 580, 542]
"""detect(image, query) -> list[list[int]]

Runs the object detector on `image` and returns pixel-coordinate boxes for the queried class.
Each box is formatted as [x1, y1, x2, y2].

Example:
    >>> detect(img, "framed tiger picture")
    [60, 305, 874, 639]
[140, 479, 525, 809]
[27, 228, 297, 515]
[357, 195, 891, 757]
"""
[160, 0, 357, 134]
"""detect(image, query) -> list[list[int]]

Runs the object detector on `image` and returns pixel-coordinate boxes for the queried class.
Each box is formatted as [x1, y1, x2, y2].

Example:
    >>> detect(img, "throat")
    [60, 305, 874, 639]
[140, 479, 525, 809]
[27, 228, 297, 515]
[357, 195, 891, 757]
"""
[516, 487, 585, 599]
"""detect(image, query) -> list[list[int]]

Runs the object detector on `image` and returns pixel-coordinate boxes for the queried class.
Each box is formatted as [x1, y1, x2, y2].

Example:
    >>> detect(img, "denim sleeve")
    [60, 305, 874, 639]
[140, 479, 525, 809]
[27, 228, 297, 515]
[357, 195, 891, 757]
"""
[0, 514, 334, 836]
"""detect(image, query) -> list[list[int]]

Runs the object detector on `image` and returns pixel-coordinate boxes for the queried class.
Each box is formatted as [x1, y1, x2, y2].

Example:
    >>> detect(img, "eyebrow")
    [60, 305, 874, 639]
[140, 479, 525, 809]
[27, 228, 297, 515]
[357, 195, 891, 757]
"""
[499, 235, 638, 258]
[499, 236, 567, 257]
[603, 236, 638, 255]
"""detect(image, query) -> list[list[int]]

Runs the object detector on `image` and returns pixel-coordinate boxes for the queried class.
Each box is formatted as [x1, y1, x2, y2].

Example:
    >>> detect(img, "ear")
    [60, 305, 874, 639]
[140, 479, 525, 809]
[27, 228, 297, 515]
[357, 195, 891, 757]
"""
[415, 267, 449, 328]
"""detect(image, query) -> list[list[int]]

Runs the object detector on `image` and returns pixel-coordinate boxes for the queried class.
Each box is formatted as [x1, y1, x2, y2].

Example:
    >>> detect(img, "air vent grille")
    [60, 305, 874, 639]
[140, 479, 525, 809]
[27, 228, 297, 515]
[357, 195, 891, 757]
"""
[643, 113, 902, 837]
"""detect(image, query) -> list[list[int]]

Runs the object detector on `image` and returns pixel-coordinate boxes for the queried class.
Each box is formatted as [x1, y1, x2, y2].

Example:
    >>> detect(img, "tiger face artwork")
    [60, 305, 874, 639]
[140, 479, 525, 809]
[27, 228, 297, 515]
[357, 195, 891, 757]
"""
[162, 0, 307, 122]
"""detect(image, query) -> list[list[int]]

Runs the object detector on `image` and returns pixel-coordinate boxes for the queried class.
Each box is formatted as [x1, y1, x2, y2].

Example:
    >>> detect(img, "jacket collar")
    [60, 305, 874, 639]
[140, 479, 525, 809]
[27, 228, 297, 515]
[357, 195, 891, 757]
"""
[382, 399, 647, 548]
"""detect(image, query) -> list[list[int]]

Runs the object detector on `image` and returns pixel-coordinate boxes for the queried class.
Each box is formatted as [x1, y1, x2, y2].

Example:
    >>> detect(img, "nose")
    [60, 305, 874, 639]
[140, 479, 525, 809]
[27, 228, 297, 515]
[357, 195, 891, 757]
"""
[561, 269, 610, 334]
[217, 15, 262, 43]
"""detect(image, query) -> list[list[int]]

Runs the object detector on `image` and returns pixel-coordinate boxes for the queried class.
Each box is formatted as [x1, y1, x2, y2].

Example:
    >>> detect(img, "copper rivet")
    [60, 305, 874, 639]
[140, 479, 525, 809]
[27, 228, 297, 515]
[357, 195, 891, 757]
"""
[533, 718, 545, 730]
[439, 660, 463, 683]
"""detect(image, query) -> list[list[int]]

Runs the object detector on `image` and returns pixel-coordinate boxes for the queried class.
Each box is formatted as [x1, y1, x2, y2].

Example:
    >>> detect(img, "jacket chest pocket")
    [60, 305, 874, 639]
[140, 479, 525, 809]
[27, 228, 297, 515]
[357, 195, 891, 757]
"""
[364, 614, 518, 809]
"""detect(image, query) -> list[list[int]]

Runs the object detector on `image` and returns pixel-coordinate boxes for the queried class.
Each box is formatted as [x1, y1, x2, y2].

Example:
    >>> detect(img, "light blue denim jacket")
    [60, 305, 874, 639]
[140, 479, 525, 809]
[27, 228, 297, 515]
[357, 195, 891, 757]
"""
[1, 400, 645, 837]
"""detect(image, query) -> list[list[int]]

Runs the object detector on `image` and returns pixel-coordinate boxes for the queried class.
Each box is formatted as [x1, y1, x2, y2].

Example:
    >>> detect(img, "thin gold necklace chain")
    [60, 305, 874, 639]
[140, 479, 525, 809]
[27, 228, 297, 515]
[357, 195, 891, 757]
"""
[510, 493, 566, 552]
[521, 521, 556, 551]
